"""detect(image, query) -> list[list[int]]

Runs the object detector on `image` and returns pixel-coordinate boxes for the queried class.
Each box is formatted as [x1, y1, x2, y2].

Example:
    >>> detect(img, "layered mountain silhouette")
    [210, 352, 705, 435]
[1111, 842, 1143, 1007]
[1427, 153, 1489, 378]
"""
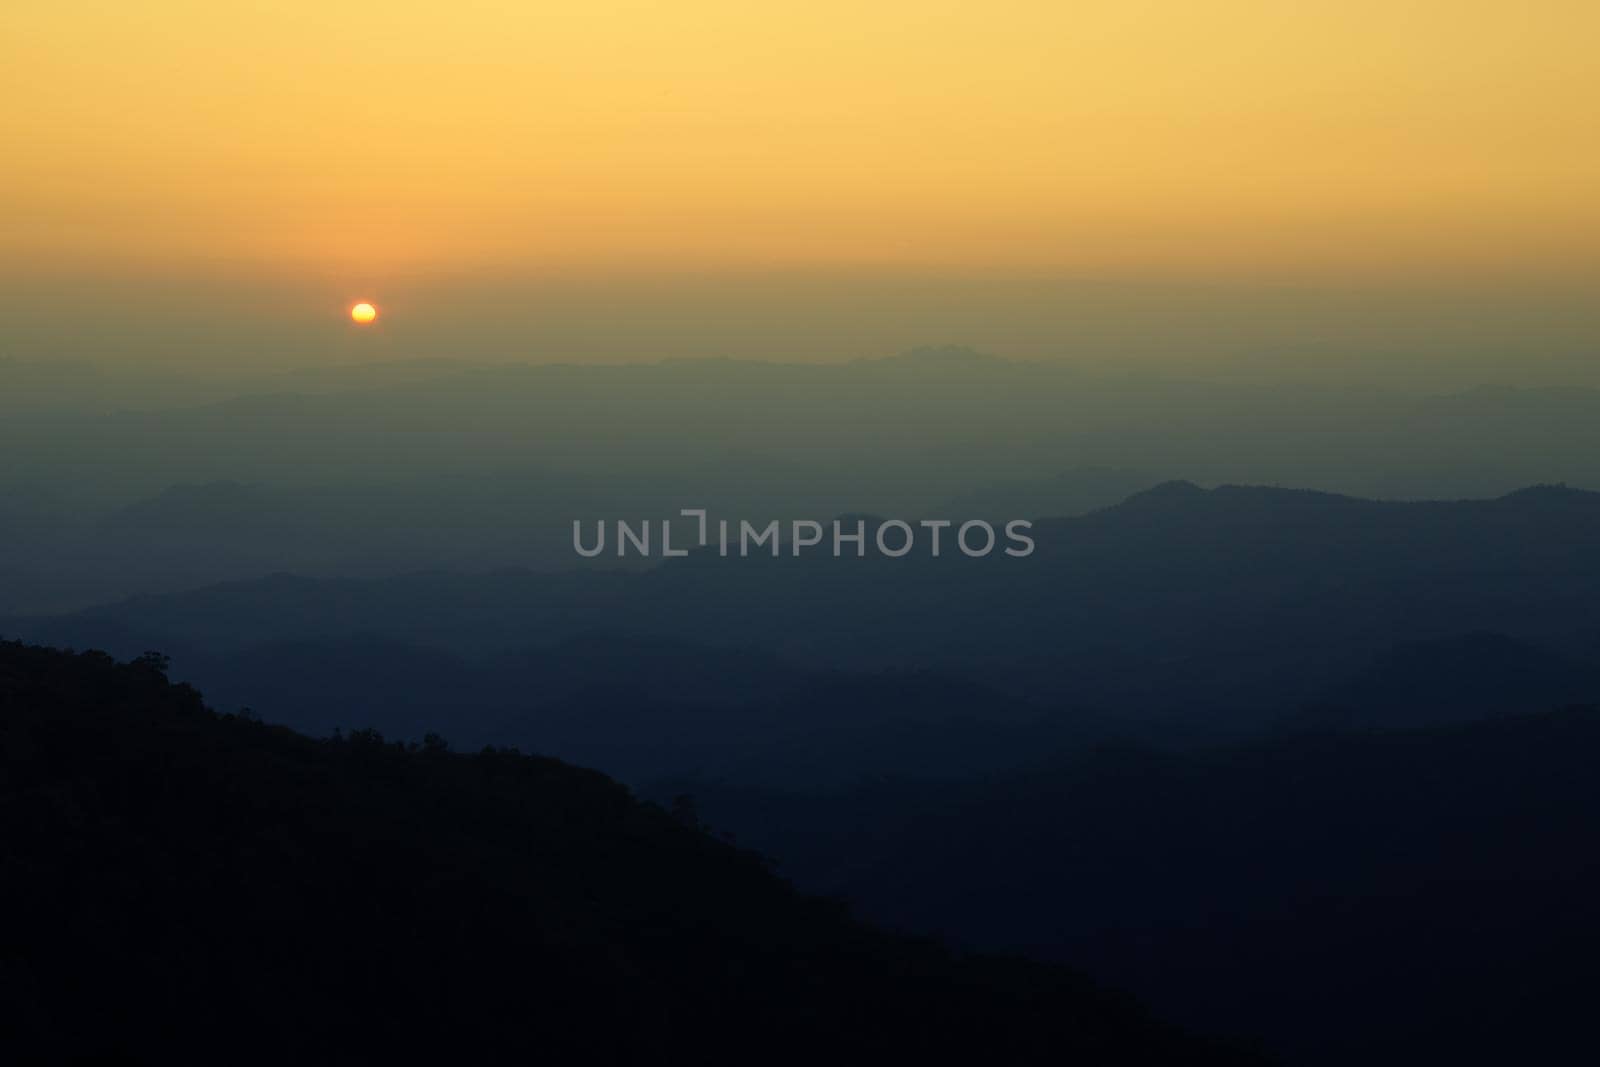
[1305, 630, 1600, 730]
[671, 702, 1600, 1066]
[0, 641, 1261, 1065]
[11, 280, 1600, 1067]
[8, 351, 1600, 616]
[8, 483, 1600, 785]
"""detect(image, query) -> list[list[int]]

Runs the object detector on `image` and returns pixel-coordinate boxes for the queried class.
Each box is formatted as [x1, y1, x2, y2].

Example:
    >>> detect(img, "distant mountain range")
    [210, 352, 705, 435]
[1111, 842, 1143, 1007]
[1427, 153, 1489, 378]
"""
[7, 349, 1600, 614]
[8, 483, 1599, 785]
[0, 640, 1262, 1065]
[668, 701, 1600, 1066]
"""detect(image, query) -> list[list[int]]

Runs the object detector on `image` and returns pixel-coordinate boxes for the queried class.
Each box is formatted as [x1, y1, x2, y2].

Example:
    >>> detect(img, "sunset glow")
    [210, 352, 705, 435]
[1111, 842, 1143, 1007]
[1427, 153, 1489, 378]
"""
[3, 1, 1598, 383]
[3, 2, 1597, 280]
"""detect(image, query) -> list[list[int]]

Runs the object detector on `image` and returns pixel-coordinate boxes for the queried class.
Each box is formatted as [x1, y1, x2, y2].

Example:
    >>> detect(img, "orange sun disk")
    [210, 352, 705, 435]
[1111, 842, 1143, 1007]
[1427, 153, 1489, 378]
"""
[351, 302, 377, 324]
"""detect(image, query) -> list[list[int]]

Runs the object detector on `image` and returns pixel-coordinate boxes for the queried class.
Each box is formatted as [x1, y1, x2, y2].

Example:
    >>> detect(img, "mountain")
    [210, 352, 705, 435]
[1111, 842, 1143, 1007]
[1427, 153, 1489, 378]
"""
[1304, 631, 1600, 729]
[669, 704, 1600, 1066]
[929, 466, 1160, 521]
[0, 628, 1097, 789]
[10, 353, 1600, 615]
[0, 641, 1262, 1065]
[11, 484, 1600, 765]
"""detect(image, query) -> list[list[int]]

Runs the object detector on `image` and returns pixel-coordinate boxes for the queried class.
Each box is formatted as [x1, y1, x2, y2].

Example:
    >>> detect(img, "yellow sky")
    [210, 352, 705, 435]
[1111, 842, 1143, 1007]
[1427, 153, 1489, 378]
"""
[3, 1, 1598, 279]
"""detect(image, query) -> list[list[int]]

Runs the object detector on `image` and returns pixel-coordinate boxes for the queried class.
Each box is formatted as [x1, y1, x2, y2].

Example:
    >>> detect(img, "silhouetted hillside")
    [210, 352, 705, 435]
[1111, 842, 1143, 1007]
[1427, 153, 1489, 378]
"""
[10, 484, 1600, 787]
[1304, 631, 1600, 729]
[673, 705, 1600, 1066]
[0, 641, 1260, 1065]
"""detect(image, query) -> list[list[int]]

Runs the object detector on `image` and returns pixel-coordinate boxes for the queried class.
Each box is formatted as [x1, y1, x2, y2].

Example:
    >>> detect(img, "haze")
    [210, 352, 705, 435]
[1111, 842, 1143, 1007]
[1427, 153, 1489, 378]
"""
[3, 1, 1598, 384]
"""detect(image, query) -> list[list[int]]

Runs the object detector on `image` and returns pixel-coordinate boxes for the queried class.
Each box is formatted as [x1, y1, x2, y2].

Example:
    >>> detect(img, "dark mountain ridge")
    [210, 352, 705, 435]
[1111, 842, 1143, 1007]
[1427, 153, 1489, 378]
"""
[0, 640, 1260, 1065]
[670, 701, 1600, 1066]
[11, 483, 1599, 734]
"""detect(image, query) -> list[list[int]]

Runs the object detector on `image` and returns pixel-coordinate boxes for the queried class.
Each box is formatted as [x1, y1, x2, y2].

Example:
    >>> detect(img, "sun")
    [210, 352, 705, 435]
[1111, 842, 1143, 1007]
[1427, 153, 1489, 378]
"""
[350, 302, 377, 324]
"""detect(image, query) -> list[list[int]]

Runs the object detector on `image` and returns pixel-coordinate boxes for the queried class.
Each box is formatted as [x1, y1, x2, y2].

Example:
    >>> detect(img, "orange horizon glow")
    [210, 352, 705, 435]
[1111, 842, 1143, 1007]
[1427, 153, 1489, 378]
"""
[3, 2, 1598, 283]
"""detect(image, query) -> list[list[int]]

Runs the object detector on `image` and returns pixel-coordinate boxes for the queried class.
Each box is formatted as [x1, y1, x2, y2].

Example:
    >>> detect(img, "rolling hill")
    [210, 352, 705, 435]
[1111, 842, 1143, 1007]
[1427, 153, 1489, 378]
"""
[0, 640, 1261, 1065]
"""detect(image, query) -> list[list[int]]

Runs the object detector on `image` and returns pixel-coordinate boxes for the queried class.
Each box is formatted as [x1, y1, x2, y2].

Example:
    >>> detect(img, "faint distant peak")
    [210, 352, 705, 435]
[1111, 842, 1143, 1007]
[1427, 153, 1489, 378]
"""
[1097, 480, 1379, 521]
[1096, 480, 1600, 526]
[1498, 482, 1575, 496]
[1073, 480, 1208, 520]
[1120, 479, 1206, 503]
[858, 345, 998, 365]
[1493, 483, 1597, 506]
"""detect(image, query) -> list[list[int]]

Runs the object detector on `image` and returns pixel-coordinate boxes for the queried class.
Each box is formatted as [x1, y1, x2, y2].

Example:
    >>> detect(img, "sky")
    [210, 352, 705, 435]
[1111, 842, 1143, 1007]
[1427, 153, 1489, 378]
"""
[3, 1, 1598, 380]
